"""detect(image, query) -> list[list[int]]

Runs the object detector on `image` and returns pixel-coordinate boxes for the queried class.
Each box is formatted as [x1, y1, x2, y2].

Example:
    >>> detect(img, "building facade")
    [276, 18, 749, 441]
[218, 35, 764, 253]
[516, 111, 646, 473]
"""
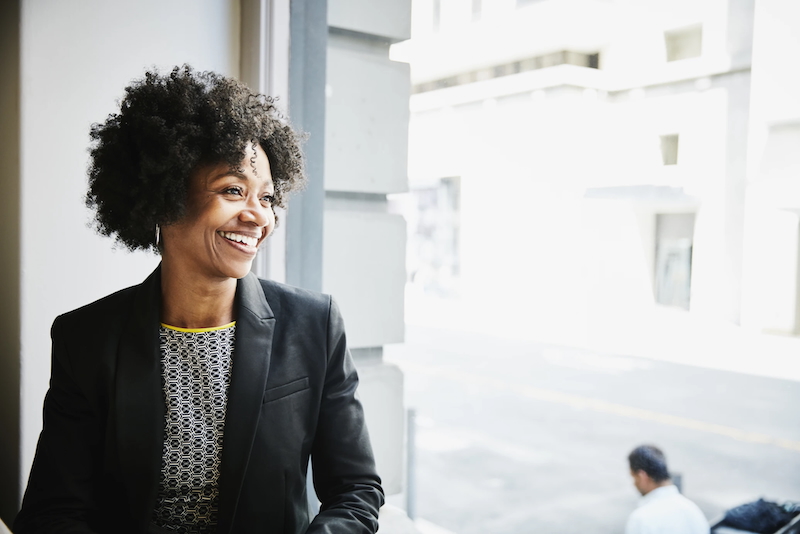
[393, 0, 800, 353]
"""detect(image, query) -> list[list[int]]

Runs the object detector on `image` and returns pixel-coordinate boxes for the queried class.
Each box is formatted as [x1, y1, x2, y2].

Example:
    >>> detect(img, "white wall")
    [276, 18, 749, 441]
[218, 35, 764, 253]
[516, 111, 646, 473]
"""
[323, 0, 412, 498]
[18, 0, 240, 504]
[740, 0, 800, 333]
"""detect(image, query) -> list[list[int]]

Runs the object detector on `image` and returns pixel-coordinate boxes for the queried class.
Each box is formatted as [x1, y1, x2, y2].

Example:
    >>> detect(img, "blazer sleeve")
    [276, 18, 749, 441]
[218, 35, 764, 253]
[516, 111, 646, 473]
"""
[306, 298, 385, 534]
[14, 317, 103, 534]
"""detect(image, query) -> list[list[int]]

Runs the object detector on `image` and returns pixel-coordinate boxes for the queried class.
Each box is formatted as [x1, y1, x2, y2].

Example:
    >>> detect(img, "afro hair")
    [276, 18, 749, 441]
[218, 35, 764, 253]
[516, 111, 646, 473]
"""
[86, 64, 306, 252]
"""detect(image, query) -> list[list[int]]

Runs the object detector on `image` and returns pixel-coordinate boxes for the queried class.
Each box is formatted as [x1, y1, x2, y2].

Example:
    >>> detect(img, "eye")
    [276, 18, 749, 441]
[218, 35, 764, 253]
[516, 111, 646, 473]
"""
[261, 194, 275, 205]
[223, 186, 244, 196]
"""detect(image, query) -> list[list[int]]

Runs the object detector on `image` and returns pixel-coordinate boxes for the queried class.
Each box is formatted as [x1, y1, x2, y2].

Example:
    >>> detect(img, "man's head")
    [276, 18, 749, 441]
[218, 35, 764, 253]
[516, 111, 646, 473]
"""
[628, 445, 671, 495]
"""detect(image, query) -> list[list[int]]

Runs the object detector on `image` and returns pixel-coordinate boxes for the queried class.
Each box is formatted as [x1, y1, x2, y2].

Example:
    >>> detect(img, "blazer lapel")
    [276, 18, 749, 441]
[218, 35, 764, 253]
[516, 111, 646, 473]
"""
[216, 272, 276, 534]
[113, 266, 165, 531]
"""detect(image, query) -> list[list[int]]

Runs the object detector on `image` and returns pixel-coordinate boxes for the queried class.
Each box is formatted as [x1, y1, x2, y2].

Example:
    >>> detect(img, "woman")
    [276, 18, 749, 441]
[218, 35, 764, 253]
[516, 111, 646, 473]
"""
[14, 66, 384, 534]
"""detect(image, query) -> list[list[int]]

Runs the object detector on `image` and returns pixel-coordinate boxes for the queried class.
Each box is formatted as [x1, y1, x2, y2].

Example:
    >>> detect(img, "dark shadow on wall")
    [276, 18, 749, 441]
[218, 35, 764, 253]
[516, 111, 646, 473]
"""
[0, 0, 22, 526]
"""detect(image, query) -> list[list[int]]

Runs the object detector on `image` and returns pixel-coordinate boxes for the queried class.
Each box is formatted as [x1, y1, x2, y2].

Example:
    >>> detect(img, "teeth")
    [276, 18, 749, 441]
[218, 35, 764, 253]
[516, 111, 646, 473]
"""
[219, 231, 258, 247]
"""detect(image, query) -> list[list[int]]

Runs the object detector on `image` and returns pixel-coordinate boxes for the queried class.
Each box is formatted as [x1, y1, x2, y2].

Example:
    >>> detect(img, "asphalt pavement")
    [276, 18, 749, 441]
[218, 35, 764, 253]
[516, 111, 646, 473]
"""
[384, 325, 800, 534]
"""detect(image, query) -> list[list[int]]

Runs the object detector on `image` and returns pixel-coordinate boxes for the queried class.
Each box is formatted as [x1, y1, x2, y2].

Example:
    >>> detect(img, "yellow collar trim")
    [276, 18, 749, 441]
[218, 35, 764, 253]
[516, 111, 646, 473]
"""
[161, 321, 236, 333]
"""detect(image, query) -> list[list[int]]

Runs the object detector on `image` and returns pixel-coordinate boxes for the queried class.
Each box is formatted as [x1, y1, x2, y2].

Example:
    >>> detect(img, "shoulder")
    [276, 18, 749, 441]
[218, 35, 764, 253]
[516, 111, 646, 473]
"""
[48, 284, 143, 389]
[664, 492, 705, 514]
[674, 494, 708, 520]
[53, 284, 139, 333]
[258, 278, 333, 317]
[628, 493, 708, 534]
[256, 279, 350, 347]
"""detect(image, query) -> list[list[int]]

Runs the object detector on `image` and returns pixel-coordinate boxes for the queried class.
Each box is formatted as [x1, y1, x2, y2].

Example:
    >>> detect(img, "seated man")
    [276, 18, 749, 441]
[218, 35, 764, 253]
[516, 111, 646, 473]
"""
[626, 445, 710, 534]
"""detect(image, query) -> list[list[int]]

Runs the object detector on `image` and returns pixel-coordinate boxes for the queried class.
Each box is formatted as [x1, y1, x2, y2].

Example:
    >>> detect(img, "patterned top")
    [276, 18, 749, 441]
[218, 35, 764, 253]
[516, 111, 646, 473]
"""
[151, 323, 235, 533]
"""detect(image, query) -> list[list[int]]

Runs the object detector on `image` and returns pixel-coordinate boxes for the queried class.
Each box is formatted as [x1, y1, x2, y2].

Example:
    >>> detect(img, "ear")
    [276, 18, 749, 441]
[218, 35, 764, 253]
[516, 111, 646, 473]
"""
[631, 469, 648, 486]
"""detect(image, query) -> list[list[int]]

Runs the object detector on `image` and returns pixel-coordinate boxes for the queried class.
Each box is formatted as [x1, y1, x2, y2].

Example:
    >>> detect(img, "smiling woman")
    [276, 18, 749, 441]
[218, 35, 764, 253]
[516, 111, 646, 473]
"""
[162, 144, 275, 287]
[14, 66, 384, 534]
[85, 66, 303, 252]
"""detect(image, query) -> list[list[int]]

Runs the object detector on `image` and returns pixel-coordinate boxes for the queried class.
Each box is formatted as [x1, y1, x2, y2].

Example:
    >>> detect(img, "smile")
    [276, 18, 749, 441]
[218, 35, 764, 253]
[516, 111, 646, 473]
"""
[217, 231, 259, 247]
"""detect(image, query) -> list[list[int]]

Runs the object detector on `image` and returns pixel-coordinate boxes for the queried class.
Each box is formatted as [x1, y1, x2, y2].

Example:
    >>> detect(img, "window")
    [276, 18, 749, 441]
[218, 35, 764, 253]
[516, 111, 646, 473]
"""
[665, 25, 702, 62]
[408, 177, 461, 297]
[472, 0, 481, 21]
[654, 213, 695, 310]
[660, 134, 679, 166]
[412, 51, 600, 93]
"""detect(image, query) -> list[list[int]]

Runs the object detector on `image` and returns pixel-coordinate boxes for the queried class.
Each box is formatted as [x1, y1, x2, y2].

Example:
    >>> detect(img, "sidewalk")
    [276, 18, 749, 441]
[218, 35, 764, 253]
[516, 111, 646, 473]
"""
[415, 518, 458, 534]
[404, 291, 800, 383]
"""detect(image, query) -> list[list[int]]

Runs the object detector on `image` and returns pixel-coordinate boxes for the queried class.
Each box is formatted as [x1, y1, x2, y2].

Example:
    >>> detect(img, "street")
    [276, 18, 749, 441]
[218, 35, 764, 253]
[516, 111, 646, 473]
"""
[385, 325, 800, 534]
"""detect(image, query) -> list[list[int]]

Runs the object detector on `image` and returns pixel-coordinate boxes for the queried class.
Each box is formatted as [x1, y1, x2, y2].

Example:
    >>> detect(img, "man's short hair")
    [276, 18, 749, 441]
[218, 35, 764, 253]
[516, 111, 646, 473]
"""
[628, 445, 670, 482]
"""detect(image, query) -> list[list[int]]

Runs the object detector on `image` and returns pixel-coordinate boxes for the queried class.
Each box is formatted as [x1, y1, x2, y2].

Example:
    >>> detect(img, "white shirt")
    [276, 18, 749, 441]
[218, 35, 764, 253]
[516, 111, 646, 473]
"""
[625, 485, 710, 534]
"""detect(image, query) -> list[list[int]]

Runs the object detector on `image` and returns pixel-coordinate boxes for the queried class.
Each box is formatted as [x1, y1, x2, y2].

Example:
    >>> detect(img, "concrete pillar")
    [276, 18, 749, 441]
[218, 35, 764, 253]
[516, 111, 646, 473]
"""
[280, 0, 414, 525]
[324, 0, 411, 504]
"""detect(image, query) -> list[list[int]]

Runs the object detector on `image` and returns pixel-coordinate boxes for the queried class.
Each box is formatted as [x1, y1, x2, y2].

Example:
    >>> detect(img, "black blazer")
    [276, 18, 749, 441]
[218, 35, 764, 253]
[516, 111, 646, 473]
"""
[14, 266, 384, 533]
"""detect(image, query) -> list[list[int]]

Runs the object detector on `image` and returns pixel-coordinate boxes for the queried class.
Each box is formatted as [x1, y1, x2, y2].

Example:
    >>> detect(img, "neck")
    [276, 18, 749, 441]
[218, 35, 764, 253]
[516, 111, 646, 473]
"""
[643, 480, 672, 496]
[160, 259, 237, 328]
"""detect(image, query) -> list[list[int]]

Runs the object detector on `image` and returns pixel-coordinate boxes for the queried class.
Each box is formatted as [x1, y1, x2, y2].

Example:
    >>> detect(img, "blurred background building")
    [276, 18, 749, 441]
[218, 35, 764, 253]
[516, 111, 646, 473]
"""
[384, 1, 800, 532]
[392, 0, 800, 358]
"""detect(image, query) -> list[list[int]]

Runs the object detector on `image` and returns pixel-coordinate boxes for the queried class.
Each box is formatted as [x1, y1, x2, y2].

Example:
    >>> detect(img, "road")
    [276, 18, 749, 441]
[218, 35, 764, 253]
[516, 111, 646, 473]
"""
[384, 325, 800, 534]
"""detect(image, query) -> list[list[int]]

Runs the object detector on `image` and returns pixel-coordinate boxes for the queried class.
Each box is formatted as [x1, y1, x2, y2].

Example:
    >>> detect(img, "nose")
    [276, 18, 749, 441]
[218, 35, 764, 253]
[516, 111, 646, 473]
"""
[239, 196, 272, 228]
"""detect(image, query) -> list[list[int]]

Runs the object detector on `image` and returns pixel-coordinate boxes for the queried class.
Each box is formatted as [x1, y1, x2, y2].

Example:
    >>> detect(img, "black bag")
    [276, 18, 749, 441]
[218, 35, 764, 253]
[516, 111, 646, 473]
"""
[717, 499, 800, 534]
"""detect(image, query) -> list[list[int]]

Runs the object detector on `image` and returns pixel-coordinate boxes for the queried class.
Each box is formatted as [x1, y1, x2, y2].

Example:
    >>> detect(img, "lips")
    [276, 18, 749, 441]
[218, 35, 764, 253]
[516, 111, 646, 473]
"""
[217, 231, 259, 248]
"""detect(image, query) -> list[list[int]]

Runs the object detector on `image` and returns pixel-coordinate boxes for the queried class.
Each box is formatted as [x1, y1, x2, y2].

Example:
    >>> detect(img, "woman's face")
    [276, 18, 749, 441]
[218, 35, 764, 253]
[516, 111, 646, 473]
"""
[161, 143, 275, 282]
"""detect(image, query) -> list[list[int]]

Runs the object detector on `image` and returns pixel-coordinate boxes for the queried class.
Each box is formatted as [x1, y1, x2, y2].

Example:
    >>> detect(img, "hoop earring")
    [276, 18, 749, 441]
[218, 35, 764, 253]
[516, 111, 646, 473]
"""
[155, 224, 161, 248]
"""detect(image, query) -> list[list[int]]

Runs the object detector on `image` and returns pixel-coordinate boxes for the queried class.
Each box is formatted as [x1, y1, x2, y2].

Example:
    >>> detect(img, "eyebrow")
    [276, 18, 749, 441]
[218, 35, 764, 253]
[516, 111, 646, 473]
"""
[209, 171, 274, 191]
